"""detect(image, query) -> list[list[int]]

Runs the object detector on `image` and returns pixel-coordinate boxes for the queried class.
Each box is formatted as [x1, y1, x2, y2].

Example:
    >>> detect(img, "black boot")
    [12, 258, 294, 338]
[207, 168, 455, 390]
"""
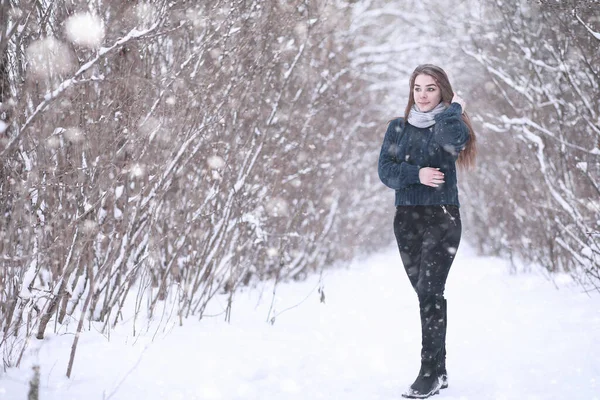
[436, 298, 448, 389]
[402, 360, 442, 399]
[403, 294, 445, 399]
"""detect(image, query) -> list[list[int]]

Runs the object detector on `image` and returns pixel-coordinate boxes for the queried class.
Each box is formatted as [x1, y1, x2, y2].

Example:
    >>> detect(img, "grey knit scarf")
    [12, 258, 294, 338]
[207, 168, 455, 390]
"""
[407, 102, 446, 128]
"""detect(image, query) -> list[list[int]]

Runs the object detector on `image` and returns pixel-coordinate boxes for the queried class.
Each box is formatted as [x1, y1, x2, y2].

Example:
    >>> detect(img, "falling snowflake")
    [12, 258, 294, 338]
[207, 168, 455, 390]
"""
[26, 37, 73, 79]
[82, 220, 98, 234]
[65, 13, 105, 48]
[185, 7, 207, 30]
[131, 3, 159, 29]
[266, 197, 289, 217]
[46, 136, 60, 149]
[207, 156, 225, 169]
[130, 163, 145, 178]
[64, 127, 84, 143]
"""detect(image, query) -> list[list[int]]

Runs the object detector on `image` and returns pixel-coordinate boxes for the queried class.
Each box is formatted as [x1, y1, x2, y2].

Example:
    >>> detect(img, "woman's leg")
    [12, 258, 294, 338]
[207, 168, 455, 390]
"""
[417, 205, 461, 364]
[438, 298, 448, 388]
[403, 205, 461, 398]
[393, 206, 426, 291]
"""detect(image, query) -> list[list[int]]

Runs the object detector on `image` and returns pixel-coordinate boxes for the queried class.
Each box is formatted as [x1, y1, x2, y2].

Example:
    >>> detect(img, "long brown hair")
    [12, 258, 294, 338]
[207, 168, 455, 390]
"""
[404, 64, 477, 170]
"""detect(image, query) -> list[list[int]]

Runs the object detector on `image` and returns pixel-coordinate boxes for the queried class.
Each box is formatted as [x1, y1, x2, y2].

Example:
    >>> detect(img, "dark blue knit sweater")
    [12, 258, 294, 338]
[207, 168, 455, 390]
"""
[378, 102, 469, 207]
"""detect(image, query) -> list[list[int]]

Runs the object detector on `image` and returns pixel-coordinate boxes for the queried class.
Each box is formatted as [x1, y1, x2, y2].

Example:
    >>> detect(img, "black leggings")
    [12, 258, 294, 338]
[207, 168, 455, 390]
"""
[394, 205, 461, 364]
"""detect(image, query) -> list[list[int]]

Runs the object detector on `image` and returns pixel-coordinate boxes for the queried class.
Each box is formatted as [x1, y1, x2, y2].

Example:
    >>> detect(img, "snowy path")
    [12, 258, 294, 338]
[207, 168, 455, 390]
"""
[2, 244, 599, 400]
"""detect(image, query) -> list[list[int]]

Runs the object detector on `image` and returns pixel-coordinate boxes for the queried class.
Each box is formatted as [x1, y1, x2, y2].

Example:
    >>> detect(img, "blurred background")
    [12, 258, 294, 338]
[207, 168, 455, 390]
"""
[0, 0, 598, 368]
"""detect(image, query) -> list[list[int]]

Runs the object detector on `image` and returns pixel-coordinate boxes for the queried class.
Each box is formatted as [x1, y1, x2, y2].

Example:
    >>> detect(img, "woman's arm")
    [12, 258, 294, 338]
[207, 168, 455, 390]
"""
[433, 102, 469, 156]
[378, 119, 421, 190]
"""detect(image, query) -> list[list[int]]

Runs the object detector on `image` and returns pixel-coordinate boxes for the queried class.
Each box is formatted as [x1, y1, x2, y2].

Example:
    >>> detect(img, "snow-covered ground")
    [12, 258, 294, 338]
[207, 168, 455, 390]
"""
[2, 244, 599, 400]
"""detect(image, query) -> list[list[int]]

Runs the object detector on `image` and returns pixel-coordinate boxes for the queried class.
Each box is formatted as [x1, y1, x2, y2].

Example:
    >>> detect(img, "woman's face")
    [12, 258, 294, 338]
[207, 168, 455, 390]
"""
[413, 74, 442, 112]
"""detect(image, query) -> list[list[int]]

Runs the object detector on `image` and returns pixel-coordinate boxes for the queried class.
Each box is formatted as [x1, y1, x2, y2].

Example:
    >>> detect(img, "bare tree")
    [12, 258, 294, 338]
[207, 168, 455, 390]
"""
[461, 0, 600, 290]
[0, 0, 377, 371]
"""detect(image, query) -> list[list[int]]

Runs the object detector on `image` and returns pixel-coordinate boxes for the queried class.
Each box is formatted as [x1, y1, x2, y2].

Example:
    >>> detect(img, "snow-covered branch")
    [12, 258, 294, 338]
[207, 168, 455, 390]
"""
[2, 21, 163, 157]
[576, 14, 600, 41]
[463, 0, 600, 291]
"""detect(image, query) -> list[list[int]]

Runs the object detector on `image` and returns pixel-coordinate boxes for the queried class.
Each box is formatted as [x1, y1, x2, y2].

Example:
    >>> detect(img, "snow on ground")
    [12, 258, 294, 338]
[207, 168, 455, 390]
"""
[1, 243, 599, 400]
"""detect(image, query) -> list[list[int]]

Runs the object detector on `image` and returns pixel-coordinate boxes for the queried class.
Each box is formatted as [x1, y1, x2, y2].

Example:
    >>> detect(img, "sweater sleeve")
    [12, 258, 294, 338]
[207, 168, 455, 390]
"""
[378, 119, 421, 190]
[433, 102, 469, 156]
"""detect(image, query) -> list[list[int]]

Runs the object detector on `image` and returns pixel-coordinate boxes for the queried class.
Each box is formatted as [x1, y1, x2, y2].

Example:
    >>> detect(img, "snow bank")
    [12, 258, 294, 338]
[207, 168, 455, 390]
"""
[1, 245, 598, 399]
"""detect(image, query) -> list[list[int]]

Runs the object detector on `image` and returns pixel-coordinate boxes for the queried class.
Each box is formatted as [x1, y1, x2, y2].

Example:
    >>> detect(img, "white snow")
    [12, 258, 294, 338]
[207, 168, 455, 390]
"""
[115, 185, 124, 200]
[576, 162, 588, 172]
[132, 3, 159, 29]
[25, 37, 74, 79]
[46, 135, 60, 148]
[207, 155, 225, 169]
[266, 197, 289, 217]
[63, 127, 84, 143]
[130, 163, 145, 178]
[576, 14, 600, 41]
[0, 120, 7, 134]
[64, 13, 105, 48]
[185, 8, 207, 30]
[241, 212, 267, 243]
[209, 48, 222, 60]
[18, 259, 38, 300]
[82, 220, 97, 234]
[1, 245, 599, 399]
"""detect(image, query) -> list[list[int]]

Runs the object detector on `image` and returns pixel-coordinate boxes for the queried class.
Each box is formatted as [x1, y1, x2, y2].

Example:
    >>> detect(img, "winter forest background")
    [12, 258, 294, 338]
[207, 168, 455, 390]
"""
[0, 0, 598, 377]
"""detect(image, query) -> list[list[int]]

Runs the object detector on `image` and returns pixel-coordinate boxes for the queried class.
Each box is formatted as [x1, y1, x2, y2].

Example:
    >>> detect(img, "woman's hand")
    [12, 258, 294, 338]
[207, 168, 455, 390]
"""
[419, 167, 445, 187]
[452, 93, 466, 113]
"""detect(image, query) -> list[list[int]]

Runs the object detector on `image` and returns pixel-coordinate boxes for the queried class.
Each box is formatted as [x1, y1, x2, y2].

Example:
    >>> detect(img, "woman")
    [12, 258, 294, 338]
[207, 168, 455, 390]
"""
[378, 64, 476, 399]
